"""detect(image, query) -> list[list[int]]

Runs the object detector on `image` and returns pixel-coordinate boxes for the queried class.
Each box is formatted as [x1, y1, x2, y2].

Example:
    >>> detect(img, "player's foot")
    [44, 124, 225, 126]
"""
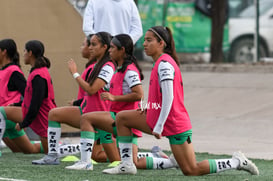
[107, 161, 121, 167]
[102, 161, 137, 175]
[65, 161, 93, 170]
[151, 146, 169, 159]
[169, 154, 179, 168]
[233, 151, 259, 175]
[32, 154, 59, 165]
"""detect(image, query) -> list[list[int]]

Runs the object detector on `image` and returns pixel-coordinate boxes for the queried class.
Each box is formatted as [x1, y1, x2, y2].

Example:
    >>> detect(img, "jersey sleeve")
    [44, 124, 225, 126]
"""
[158, 61, 175, 82]
[124, 70, 141, 88]
[98, 64, 114, 84]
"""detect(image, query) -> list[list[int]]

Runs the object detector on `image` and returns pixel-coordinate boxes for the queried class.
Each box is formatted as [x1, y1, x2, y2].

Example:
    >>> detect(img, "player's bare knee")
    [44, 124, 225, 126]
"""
[115, 111, 126, 125]
[80, 114, 89, 127]
[48, 108, 58, 121]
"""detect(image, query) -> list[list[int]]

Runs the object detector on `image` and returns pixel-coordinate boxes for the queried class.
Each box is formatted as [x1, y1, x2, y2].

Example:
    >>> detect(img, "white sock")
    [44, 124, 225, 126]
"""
[58, 144, 80, 157]
[80, 137, 94, 163]
[152, 157, 175, 169]
[0, 110, 6, 141]
[215, 158, 239, 172]
[48, 127, 61, 155]
[137, 152, 154, 158]
[119, 142, 133, 164]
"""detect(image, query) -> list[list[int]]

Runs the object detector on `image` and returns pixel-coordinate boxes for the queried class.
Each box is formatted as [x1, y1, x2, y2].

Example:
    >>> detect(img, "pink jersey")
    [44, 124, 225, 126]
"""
[77, 62, 96, 100]
[81, 61, 115, 113]
[146, 54, 192, 136]
[0, 65, 24, 106]
[110, 63, 142, 137]
[22, 67, 56, 137]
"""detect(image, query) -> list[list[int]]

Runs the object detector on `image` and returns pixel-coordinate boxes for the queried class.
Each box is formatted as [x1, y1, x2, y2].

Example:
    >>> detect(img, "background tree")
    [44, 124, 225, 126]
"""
[210, 0, 228, 63]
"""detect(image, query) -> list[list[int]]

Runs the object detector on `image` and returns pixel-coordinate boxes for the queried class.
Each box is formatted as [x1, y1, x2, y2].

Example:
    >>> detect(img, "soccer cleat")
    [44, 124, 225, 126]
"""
[151, 146, 169, 159]
[32, 154, 60, 165]
[169, 154, 179, 168]
[65, 161, 93, 170]
[102, 162, 137, 175]
[232, 151, 259, 175]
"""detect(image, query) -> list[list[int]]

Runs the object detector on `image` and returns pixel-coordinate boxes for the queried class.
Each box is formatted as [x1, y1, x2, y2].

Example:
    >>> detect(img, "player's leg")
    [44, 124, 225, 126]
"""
[100, 130, 120, 162]
[66, 111, 119, 170]
[47, 106, 81, 155]
[11, 135, 41, 153]
[103, 109, 151, 174]
[132, 138, 176, 170]
[5, 119, 41, 154]
[0, 106, 22, 142]
[2, 137, 21, 152]
[169, 133, 210, 176]
[92, 139, 107, 162]
[32, 106, 81, 165]
[0, 106, 23, 154]
[3, 106, 23, 123]
[169, 131, 259, 176]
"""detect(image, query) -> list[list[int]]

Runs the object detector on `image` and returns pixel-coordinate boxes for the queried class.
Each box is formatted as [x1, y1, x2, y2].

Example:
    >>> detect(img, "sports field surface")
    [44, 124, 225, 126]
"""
[0, 148, 271, 181]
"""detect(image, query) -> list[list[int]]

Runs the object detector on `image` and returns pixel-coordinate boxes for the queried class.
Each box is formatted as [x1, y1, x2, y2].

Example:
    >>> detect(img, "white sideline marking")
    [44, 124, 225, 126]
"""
[0, 177, 28, 181]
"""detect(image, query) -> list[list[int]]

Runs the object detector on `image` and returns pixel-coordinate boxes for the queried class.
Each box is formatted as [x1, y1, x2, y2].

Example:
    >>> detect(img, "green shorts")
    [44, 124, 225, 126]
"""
[110, 112, 118, 136]
[98, 129, 113, 144]
[80, 107, 113, 144]
[167, 130, 192, 145]
[110, 111, 138, 145]
[3, 119, 25, 139]
[78, 106, 83, 115]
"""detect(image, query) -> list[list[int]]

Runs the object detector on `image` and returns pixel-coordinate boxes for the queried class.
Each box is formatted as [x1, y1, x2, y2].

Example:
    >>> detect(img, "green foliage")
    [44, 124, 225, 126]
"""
[0, 148, 272, 181]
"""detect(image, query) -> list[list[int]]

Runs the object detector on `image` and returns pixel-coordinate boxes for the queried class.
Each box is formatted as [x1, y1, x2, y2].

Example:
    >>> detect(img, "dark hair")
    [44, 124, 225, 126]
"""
[0, 39, 20, 66]
[148, 26, 179, 65]
[25, 40, 51, 68]
[85, 34, 96, 68]
[87, 32, 113, 85]
[112, 34, 144, 80]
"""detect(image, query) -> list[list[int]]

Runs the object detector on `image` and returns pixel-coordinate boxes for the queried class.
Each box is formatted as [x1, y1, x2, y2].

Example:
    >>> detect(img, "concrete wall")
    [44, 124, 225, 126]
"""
[0, 0, 86, 132]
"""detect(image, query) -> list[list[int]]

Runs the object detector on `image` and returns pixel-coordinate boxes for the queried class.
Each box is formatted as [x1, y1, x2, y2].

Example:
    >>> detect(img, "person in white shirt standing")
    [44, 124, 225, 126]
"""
[82, 0, 143, 44]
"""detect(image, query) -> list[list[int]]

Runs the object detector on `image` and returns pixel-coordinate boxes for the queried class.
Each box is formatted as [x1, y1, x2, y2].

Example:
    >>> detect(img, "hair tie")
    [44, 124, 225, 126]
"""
[148, 28, 166, 47]
[112, 37, 122, 49]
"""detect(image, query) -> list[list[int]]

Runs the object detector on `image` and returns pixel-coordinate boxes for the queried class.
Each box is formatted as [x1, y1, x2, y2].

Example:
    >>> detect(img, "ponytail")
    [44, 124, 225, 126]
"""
[25, 40, 51, 68]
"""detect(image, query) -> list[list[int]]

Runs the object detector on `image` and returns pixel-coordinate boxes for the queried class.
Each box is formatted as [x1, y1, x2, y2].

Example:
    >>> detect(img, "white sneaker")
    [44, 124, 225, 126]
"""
[169, 154, 179, 168]
[232, 151, 259, 175]
[102, 162, 137, 175]
[151, 146, 169, 159]
[65, 161, 93, 170]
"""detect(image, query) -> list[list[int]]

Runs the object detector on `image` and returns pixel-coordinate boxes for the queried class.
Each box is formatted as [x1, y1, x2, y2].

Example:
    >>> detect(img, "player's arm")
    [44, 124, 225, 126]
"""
[19, 75, 46, 128]
[9, 71, 26, 106]
[102, 70, 143, 102]
[153, 61, 174, 135]
[9, 71, 26, 96]
[76, 64, 114, 95]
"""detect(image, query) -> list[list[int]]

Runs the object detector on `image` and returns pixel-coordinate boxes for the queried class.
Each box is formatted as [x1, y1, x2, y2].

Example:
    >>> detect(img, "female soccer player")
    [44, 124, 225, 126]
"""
[0, 39, 42, 154]
[0, 40, 56, 155]
[102, 26, 259, 175]
[66, 34, 176, 171]
[32, 32, 120, 165]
